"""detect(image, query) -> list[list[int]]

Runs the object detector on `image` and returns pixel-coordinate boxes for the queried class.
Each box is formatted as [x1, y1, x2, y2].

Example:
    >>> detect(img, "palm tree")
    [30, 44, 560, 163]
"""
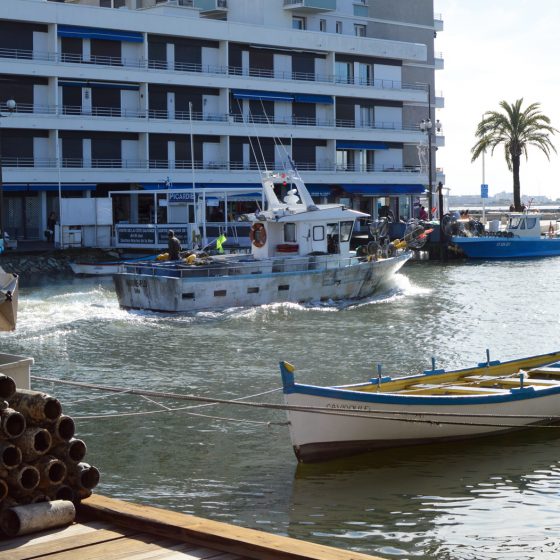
[471, 99, 557, 211]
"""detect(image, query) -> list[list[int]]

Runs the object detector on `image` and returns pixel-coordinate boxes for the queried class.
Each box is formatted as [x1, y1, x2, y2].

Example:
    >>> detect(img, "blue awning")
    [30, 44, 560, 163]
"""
[3, 184, 96, 192]
[232, 90, 294, 102]
[140, 183, 262, 191]
[58, 25, 143, 43]
[59, 81, 139, 91]
[336, 141, 389, 150]
[341, 184, 425, 195]
[307, 185, 332, 197]
[293, 94, 333, 105]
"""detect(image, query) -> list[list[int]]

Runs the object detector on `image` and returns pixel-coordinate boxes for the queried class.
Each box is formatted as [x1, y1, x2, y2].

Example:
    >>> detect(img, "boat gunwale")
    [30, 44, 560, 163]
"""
[281, 351, 560, 406]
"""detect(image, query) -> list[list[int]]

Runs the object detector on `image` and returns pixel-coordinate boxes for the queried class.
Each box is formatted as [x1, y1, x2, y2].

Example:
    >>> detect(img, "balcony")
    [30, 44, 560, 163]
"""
[283, 0, 336, 14]
[193, 0, 227, 19]
[434, 52, 444, 70]
[434, 13, 444, 32]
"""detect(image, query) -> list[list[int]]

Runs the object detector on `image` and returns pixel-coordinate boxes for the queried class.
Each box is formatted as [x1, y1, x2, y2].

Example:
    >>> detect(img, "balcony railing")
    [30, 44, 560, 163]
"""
[0, 47, 428, 93]
[2, 157, 421, 174]
[9, 102, 422, 132]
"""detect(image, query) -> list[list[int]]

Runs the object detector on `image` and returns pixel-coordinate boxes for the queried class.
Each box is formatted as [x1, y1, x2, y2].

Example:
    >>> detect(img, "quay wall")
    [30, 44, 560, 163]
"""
[0, 249, 108, 276]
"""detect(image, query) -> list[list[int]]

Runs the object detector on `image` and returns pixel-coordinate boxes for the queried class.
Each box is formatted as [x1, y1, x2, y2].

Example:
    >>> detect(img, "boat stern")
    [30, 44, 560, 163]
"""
[113, 272, 183, 312]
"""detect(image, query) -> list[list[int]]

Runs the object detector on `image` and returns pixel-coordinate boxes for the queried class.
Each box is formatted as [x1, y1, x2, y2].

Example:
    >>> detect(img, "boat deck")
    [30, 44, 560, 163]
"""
[354, 360, 560, 396]
[0, 495, 385, 560]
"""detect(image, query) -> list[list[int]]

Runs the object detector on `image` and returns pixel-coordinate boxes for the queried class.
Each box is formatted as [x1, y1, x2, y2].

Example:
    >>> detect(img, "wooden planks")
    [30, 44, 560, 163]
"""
[79, 495, 386, 560]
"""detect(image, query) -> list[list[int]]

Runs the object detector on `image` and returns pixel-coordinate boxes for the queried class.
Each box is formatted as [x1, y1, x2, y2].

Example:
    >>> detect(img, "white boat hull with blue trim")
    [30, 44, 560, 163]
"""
[280, 351, 560, 462]
[451, 212, 560, 259]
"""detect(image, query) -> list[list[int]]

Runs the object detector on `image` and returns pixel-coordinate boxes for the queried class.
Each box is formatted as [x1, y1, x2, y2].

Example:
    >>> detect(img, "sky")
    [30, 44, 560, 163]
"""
[433, 0, 560, 200]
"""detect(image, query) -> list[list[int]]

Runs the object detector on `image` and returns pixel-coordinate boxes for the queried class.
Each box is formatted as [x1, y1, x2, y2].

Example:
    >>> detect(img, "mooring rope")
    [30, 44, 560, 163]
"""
[30, 375, 560, 429]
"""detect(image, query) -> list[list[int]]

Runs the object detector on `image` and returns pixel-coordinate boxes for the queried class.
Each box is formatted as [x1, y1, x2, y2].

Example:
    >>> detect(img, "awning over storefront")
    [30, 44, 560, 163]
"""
[341, 184, 425, 195]
[57, 25, 143, 43]
[336, 141, 389, 150]
[2, 184, 97, 192]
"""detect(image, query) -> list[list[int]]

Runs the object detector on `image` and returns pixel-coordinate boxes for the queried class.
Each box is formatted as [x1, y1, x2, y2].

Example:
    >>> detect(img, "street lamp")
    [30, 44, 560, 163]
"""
[0, 99, 17, 249]
[419, 117, 442, 220]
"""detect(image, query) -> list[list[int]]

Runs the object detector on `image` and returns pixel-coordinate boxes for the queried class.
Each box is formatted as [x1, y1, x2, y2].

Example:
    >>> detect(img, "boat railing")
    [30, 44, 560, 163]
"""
[121, 253, 363, 278]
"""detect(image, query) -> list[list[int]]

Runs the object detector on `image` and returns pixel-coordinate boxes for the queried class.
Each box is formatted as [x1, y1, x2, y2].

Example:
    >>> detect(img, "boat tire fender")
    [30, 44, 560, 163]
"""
[250, 223, 267, 248]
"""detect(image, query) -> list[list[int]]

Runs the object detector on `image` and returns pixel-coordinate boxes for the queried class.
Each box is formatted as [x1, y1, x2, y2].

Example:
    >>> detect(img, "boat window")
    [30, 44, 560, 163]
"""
[182, 293, 195, 300]
[247, 287, 259, 294]
[214, 290, 227, 297]
[340, 221, 354, 242]
[520, 220, 526, 230]
[526, 218, 537, 230]
[284, 223, 296, 243]
[509, 216, 521, 229]
[327, 223, 339, 254]
[278, 285, 289, 291]
[313, 226, 324, 241]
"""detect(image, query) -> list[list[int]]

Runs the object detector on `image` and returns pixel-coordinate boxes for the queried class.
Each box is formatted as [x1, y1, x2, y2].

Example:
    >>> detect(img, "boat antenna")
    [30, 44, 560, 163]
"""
[258, 98, 292, 173]
[235, 98, 266, 174]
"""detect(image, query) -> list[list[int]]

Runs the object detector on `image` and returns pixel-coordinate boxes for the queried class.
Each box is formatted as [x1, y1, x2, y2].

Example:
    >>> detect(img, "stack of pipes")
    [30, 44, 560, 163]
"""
[0, 373, 100, 536]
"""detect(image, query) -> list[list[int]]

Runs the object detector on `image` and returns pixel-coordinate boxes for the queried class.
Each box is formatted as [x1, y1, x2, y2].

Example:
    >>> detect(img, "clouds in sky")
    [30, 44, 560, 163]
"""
[434, 0, 560, 199]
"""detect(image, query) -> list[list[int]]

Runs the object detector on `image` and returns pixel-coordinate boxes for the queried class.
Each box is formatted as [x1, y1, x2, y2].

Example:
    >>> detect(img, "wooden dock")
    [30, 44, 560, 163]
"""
[0, 495, 386, 560]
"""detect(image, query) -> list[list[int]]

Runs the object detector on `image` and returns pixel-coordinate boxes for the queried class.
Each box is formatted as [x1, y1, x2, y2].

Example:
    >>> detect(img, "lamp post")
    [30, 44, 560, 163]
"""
[419, 117, 442, 220]
[0, 99, 17, 247]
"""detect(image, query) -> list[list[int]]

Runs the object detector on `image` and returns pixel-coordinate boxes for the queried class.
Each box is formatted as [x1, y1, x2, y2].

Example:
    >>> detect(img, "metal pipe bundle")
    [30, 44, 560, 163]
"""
[0, 376, 100, 536]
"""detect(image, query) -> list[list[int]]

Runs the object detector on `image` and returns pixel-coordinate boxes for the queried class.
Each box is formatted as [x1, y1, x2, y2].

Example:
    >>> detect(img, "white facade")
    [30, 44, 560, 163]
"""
[0, 0, 444, 242]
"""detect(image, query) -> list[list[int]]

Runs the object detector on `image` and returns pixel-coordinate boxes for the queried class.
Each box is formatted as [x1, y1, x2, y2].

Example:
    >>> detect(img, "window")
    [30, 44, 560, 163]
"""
[284, 223, 296, 242]
[336, 21, 342, 34]
[357, 62, 372, 85]
[340, 221, 354, 242]
[292, 17, 306, 30]
[335, 61, 353, 84]
[319, 19, 327, 32]
[354, 24, 366, 37]
[313, 226, 324, 241]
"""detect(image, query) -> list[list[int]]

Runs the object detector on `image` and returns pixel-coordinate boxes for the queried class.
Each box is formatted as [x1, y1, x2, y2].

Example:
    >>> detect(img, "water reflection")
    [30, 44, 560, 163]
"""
[289, 430, 560, 559]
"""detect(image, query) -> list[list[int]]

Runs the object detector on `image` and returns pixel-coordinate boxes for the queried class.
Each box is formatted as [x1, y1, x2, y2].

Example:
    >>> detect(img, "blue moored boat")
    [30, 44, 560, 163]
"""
[451, 213, 560, 258]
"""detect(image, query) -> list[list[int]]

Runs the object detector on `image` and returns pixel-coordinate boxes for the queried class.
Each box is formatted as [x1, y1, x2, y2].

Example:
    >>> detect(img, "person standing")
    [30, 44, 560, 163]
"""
[167, 230, 181, 260]
[46, 211, 57, 243]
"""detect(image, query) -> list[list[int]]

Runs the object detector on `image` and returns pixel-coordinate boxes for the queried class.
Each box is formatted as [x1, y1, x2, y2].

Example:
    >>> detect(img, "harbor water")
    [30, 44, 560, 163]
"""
[3, 257, 560, 559]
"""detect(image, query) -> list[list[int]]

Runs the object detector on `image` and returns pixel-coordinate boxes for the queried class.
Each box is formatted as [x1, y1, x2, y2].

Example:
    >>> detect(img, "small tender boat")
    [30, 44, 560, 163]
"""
[70, 254, 155, 276]
[114, 169, 421, 313]
[280, 350, 560, 462]
[0, 266, 18, 331]
[451, 213, 560, 258]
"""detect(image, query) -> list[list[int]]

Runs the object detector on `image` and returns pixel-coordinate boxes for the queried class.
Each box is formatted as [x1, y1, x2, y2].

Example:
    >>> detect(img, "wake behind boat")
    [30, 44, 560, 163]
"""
[113, 169, 422, 313]
[451, 212, 560, 258]
[280, 350, 560, 462]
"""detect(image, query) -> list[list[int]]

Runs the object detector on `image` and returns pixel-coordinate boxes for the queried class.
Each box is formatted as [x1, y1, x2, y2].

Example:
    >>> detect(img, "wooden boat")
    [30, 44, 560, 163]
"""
[0, 266, 18, 331]
[280, 350, 560, 463]
[451, 212, 560, 258]
[114, 169, 417, 313]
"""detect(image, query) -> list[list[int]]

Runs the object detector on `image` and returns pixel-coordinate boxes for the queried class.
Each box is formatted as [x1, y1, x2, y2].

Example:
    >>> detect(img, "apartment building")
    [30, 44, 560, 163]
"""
[0, 0, 444, 245]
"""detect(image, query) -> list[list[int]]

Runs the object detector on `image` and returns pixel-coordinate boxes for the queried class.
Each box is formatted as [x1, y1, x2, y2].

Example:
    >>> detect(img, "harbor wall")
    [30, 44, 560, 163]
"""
[0, 249, 108, 276]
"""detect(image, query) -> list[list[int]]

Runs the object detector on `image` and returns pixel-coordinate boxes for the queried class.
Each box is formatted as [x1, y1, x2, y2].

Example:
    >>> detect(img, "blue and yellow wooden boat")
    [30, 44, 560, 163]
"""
[281, 350, 560, 462]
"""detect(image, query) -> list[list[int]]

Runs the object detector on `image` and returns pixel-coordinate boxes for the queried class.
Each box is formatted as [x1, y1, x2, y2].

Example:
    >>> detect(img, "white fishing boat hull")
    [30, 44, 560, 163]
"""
[280, 352, 560, 462]
[70, 262, 125, 276]
[114, 252, 410, 312]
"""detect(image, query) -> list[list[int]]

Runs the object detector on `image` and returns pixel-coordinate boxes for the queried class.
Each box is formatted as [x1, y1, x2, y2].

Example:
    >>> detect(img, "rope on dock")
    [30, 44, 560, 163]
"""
[30, 375, 560, 429]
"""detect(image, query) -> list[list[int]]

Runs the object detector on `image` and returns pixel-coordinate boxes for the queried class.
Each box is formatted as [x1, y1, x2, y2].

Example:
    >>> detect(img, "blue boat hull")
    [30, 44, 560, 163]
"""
[451, 236, 560, 259]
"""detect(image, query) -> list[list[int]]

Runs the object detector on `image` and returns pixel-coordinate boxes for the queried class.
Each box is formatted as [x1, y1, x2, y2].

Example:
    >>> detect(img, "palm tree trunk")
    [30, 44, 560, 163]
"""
[512, 155, 521, 211]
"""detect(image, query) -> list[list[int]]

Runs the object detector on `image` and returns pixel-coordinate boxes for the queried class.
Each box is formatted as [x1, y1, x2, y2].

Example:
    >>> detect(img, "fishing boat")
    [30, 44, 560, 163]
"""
[451, 212, 560, 258]
[113, 169, 422, 313]
[280, 350, 560, 462]
[0, 266, 18, 331]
